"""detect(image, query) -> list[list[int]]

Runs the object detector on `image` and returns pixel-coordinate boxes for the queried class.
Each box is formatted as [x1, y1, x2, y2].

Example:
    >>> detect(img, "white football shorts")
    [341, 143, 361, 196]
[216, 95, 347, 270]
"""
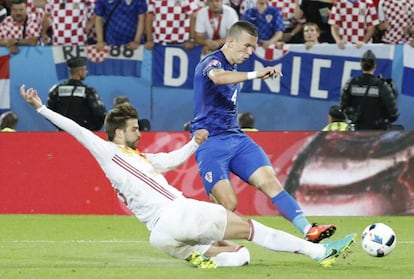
[149, 198, 227, 259]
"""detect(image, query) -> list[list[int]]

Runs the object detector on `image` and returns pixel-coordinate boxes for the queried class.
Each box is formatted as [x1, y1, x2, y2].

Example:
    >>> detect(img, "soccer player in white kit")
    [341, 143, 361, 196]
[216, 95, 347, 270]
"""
[20, 85, 356, 268]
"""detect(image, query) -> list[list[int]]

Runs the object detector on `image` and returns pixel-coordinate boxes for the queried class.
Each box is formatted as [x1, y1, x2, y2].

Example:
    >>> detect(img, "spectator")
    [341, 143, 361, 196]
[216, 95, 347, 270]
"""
[340, 50, 399, 130]
[276, 0, 304, 43]
[302, 22, 320, 50]
[240, 0, 304, 43]
[94, 0, 147, 51]
[138, 118, 151, 131]
[26, 0, 47, 41]
[238, 112, 258, 131]
[194, 0, 239, 55]
[242, 0, 284, 49]
[321, 105, 349, 131]
[40, 0, 95, 46]
[47, 57, 106, 131]
[144, 0, 199, 51]
[294, 0, 335, 43]
[377, 0, 414, 46]
[328, 0, 379, 49]
[0, 0, 40, 54]
[0, 111, 18, 131]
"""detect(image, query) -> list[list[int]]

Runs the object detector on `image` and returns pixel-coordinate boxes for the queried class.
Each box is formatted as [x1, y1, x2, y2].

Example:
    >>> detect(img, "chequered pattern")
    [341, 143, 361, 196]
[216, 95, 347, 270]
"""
[328, 0, 379, 44]
[254, 44, 289, 60]
[26, 0, 45, 25]
[147, 0, 199, 43]
[86, 45, 110, 62]
[0, 13, 41, 40]
[378, 0, 414, 44]
[240, 0, 295, 19]
[45, 0, 95, 45]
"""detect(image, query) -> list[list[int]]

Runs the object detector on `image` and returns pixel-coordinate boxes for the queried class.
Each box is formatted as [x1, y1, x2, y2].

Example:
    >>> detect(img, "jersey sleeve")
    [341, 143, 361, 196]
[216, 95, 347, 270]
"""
[143, 138, 199, 173]
[37, 105, 109, 158]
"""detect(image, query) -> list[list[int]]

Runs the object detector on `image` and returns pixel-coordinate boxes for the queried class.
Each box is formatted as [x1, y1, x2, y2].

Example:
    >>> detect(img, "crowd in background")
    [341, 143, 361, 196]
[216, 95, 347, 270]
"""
[0, 0, 412, 132]
[1, 0, 414, 55]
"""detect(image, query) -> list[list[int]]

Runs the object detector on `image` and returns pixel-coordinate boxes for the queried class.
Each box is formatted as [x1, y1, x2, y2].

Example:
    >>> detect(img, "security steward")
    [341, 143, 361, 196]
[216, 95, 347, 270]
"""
[47, 57, 107, 131]
[340, 50, 399, 130]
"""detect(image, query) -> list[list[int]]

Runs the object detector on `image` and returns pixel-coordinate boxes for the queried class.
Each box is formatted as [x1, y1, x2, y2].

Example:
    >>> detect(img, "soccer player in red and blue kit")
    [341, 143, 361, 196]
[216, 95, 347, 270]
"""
[191, 20, 335, 243]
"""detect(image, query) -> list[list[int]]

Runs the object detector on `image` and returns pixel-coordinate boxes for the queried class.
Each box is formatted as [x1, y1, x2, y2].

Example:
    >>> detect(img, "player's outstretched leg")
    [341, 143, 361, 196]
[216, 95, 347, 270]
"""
[317, 233, 357, 267]
[271, 190, 336, 243]
[306, 223, 337, 243]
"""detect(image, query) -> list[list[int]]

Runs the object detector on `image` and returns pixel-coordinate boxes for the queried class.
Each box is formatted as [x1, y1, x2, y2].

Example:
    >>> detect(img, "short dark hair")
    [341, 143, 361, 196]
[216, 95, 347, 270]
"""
[361, 50, 376, 71]
[104, 103, 138, 141]
[138, 119, 151, 131]
[11, 0, 28, 5]
[328, 105, 345, 121]
[227, 21, 258, 39]
[238, 112, 255, 128]
[0, 111, 18, 130]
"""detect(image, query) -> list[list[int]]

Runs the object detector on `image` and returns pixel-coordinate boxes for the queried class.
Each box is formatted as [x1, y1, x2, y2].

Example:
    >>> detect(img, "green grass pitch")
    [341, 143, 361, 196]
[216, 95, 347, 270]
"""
[0, 215, 413, 279]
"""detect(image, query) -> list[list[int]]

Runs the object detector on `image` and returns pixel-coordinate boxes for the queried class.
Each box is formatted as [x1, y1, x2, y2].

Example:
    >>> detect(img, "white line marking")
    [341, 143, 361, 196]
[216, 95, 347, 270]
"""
[0, 240, 146, 244]
[0, 240, 413, 244]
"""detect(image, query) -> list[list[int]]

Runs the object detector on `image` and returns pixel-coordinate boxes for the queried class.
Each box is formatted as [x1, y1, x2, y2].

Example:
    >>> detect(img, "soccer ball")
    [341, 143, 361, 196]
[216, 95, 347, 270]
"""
[361, 223, 396, 257]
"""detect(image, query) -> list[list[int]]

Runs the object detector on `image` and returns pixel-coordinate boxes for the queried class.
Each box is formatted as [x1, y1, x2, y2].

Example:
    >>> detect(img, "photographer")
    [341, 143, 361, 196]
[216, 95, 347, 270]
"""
[340, 50, 399, 130]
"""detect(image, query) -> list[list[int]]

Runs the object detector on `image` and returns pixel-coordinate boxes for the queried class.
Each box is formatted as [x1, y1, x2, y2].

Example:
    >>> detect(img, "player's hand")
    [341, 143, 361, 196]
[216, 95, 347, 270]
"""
[193, 129, 209, 145]
[256, 67, 283, 79]
[20, 85, 43, 109]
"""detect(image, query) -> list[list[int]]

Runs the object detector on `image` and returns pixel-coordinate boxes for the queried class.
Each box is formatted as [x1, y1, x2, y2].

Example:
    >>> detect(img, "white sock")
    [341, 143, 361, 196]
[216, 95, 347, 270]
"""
[214, 246, 250, 267]
[248, 219, 325, 260]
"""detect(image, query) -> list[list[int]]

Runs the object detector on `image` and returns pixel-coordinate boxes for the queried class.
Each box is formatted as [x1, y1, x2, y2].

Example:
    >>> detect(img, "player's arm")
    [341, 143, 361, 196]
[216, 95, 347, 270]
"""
[20, 85, 107, 151]
[144, 129, 208, 172]
[208, 67, 282, 85]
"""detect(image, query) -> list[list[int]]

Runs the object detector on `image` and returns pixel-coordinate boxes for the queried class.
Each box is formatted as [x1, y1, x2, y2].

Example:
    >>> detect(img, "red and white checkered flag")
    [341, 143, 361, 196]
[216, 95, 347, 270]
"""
[86, 45, 110, 63]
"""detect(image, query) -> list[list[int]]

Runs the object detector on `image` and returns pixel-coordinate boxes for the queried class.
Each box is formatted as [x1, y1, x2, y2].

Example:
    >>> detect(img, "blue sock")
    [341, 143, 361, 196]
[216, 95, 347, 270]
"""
[271, 190, 310, 234]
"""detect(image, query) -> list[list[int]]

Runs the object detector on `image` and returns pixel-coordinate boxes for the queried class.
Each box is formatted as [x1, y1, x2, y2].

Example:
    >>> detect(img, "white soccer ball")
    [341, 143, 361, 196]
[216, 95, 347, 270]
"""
[361, 223, 396, 257]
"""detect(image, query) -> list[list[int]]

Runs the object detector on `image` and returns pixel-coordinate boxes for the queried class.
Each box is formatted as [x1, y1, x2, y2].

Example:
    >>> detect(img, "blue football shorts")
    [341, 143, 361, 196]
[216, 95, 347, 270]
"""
[195, 132, 271, 195]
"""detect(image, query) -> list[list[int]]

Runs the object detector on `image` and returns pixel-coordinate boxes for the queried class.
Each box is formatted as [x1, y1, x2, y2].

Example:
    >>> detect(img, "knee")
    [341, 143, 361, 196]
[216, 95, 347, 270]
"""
[210, 193, 238, 211]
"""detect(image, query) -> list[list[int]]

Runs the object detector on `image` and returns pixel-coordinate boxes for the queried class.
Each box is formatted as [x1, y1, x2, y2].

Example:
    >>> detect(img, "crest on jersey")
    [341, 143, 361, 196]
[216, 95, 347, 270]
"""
[254, 44, 290, 61]
[265, 14, 273, 23]
[204, 171, 213, 183]
[208, 59, 221, 67]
